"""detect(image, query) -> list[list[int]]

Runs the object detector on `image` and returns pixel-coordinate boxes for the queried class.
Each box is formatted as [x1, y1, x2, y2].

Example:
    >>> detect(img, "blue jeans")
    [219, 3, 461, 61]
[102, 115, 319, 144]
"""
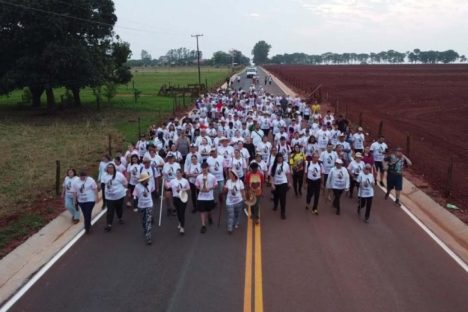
[226, 201, 243, 231]
[65, 196, 80, 220]
[78, 202, 95, 231]
[139, 207, 153, 240]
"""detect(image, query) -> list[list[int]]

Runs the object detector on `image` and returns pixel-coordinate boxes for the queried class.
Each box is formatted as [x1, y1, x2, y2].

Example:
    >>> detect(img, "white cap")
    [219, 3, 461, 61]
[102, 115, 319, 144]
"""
[335, 159, 344, 165]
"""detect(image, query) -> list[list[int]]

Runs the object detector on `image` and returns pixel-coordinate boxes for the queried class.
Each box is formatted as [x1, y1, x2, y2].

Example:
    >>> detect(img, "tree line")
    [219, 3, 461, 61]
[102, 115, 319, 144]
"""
[0, 0, 132, 109]
[127, 48, 250, 67]
[269, 49, 466, 65]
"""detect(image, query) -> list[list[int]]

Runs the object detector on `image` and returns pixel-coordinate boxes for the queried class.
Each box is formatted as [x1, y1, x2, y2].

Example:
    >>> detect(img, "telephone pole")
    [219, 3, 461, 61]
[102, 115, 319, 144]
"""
[191, 34, 203, 87]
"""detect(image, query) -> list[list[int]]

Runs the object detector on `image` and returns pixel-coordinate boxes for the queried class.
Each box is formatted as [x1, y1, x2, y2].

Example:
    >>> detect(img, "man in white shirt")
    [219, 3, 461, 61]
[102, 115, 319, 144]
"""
[206, 149, 226, 209]
[352, 127, 365, 153]
[370, 135, 388, 187]
[326, 159, 350, 215]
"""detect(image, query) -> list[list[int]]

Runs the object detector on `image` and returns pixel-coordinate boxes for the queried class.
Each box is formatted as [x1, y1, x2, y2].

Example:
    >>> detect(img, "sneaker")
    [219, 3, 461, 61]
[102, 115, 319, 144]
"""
[364, 219, 369, 223]
[281, 215, 286, 220]
[227, 229, 233, 235]
[305, 205, 309, 210]
[234, 224, 239, 229]
[336, 211, 340, 215]
[313, 209, 318, 215]
[200, 226, 207, 234]
[85, 228, 91, 234]
[177, 223, 181, 229]
[146, 238, 152, 245]
[395, 199, 401, 206]
[208, 217, 213, 225]
[254, 219, 260, 225]
[104, 225, 112, 232]
[133, 208, 138, 212]
[179, 228, 185, 235]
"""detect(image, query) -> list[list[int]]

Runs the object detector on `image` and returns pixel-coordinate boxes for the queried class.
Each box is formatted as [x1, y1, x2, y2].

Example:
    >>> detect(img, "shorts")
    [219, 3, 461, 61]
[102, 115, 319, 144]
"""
[375, 161, 384, 172]
[387, 173, 403, 191]
[197, 200, 215, 212]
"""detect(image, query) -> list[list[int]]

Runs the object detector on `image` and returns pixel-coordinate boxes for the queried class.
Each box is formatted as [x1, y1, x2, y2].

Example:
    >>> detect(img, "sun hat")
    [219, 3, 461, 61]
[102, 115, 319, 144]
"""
[138, 172, 151, 183]
[143, 157, 151, 163]
[229, 169, 239, 178]
[358, 127, 363, 131]
[355, 152, 363, 158]
[335, 159, 344, 165]
[179, 190, 189, 203]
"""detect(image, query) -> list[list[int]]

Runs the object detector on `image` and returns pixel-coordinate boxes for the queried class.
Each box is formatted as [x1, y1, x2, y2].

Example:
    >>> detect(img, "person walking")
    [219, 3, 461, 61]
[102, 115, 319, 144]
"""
[326, 159, 350, 215]
[384, 147, 412, 206]
[72, 169, 98, 234]
[133, 172, 155, 245]
[244, 162, 265, 224]
[102, 163, 128, 232]
[97, 154, 112, 209]
[224, 170, 246, 234]
[305, 153, 323, 214]
[289, 144, 306, 197]
[357, 164, 375, 223]
[62, 168, 80, 224]
[370, 135, 388, 187]
[269, 153, 291, 220]
[195, 162, 218, 234]
[170, 169, 190, 235]
[347, 152, 365, 199]
[186, 155, 202, 213]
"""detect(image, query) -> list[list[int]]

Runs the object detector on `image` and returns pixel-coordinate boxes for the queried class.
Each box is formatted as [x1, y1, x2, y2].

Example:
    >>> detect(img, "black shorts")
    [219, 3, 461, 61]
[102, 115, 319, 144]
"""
[387, 173, 403, 191]
[375, 161, 384, 172]
[197, 200, 215, 212]
[304, 115, 310, 120]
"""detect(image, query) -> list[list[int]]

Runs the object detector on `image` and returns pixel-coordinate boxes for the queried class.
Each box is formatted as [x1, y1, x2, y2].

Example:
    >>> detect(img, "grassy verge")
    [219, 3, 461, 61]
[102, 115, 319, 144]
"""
[0, 66, 231, 257]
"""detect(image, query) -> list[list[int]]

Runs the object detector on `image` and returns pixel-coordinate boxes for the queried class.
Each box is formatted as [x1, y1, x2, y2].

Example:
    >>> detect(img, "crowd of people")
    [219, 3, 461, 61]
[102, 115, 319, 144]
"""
[62, 78, 412, 245]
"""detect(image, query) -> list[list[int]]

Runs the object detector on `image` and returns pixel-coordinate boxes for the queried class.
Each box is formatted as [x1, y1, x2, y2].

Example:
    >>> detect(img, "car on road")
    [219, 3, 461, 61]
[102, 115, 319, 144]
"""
[246, 67, 257, 78]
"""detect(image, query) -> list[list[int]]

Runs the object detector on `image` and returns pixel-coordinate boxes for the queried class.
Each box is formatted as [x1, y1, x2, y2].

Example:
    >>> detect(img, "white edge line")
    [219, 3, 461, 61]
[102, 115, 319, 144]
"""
[377, 185, 468, 273]
[0, 208, 107, 312]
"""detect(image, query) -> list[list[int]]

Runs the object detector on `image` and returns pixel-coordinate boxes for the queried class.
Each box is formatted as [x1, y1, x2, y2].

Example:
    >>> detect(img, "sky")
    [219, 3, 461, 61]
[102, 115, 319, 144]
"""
[113, 0, 468, 60]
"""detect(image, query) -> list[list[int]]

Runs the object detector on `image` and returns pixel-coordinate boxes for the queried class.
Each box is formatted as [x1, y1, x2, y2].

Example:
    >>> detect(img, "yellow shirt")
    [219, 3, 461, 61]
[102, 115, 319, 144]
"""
[289, 152, 306, 171]
[312, 104, 321, 114]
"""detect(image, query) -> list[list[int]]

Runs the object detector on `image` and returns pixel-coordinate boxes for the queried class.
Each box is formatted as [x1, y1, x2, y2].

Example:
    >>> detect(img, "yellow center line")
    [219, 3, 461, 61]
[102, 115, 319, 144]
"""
[243, 207, 253, 312]
[254, 220, 264, 312]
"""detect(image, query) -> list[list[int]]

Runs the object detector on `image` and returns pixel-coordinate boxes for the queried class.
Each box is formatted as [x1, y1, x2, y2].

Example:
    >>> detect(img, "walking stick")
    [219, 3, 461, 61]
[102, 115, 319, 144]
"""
[158, 177, 164, 227]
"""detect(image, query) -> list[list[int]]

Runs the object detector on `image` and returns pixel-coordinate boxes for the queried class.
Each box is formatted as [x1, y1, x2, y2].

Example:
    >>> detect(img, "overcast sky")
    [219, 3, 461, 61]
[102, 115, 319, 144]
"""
[114, 0, 468, 60]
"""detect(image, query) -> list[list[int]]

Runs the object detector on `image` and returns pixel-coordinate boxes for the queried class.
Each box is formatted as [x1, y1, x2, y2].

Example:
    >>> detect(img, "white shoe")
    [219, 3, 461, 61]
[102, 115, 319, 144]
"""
[179, 228, 185, 235]
[177, 223, 181, 229]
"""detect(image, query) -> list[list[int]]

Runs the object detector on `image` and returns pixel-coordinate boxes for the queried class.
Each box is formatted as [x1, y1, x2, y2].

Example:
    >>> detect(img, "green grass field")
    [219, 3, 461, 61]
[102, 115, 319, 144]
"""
[0, 66, 232, 256]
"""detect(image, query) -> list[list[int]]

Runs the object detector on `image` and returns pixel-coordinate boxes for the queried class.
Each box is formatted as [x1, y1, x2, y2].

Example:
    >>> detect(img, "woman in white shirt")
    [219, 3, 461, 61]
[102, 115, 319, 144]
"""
[162, 154, 181, 216]
[357, 164, 375, 223]
[269, 153, 291, 219]
[102, 163, 128, 232]
[230, 149, 247, 181]
[62, 168, 80, 223]
[97, 154, 112, 209]
[195, 163, 218, 234]
[223, 170, 246, 234]
[326, 159, 350, 215]
[186, 155, 202, 213]
[170, 169, 191, 235]
[132, 172, 155, 245]
[305, 153, 323, 214]
[72, 169, 98, 234]
[126, 154, 141, 209]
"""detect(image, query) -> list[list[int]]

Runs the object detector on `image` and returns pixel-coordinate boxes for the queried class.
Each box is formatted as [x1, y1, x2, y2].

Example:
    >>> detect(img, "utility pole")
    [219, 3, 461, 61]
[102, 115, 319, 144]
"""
[191, 34, 203, 87]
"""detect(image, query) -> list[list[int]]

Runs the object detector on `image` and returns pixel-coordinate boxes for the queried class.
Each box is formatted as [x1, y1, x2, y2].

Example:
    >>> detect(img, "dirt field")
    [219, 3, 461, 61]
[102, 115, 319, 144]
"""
[265, 64, 468, 222]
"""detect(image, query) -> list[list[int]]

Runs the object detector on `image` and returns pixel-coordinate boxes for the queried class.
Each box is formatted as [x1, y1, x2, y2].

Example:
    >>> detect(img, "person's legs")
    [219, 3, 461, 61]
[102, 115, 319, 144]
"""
[349, 179, 356, 198]
[292, 173, 299, 196]
[79, 202, 94, 232]
[143, 207, 153, 243]
[306, 179, 313, 208]
[279, 184, 287, 218]
[333, 189, 343, 214]
[101, 183, 106, 208]
[115, 197, 124, 222]
[190, 182, 198, 213]
[65, 196, 80, 221]
[365, 197, 373, 221]
[297, 172, 304, 195]
[312, 180, 321, 211]
[105, 199, 115, 229]
[226, 204, 234, 231]
[233, 202, 242, 227]
[273, 187, 279, 210]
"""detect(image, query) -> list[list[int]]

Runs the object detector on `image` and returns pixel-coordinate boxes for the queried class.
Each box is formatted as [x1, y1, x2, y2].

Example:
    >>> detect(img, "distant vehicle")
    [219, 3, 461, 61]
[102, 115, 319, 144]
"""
[246, 67, 257, 78]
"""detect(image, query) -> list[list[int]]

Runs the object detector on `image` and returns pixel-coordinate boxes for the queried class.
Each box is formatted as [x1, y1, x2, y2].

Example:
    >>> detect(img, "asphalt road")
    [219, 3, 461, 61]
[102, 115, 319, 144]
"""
[8, 70, 468, 312]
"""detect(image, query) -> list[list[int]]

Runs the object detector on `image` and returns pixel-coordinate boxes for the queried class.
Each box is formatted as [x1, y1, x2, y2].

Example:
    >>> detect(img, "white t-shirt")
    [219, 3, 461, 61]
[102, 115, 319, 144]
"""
[144, 152, 165, 177]
[140, 166, 156, 192]
[169, 178, 190, 198]
[326, 167, 350, 190]
[306, 162, 323, 181]
[132, 183, 153, 208]
[195, 173, 218, 201]
[230, 157, 246, 178]
[101, 172, 128, 200]
[127, 163, 141, 186]
[162, 162, 181, 182]
[63, 176, 79, 198]
[370, 142, 388, 162]
[347, 160, 365, 179]
[269, 161, 290, 185]
[207, 156, 225, 181]
[353, 133, 365, 150]
[72, 177, 97, 203]
[357, 172, 375, 198]
[186, 162, 202, 184]
[225, 179, 245, 206]
[319, 151, 337, 174]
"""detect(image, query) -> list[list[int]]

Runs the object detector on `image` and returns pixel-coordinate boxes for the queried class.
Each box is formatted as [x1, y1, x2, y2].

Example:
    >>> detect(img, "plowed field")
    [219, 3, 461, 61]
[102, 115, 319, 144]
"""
[265, 64, 468, 221]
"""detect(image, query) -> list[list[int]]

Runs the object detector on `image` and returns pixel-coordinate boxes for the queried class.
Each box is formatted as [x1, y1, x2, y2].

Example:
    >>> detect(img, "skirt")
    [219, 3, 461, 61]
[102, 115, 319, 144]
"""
[197, 200, 215, 212]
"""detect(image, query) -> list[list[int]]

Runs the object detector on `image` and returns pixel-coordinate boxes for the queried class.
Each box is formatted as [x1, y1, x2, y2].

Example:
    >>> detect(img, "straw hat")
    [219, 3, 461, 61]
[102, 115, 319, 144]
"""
[138, 172, 151, 183]
[179, 190, 189, 203]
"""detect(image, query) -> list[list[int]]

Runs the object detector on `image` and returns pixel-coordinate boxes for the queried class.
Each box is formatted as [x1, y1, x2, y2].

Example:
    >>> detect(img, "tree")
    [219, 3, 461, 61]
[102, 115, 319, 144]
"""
[0, 0, 129, 109]
[229, 49, 250, 66]
[252, 41, 271, 65]
[211, 51, 232, 66]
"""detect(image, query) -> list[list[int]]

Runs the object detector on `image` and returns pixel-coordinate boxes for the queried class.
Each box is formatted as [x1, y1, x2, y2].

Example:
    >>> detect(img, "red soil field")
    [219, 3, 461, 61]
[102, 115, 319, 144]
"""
[265, 64, 468, 222]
